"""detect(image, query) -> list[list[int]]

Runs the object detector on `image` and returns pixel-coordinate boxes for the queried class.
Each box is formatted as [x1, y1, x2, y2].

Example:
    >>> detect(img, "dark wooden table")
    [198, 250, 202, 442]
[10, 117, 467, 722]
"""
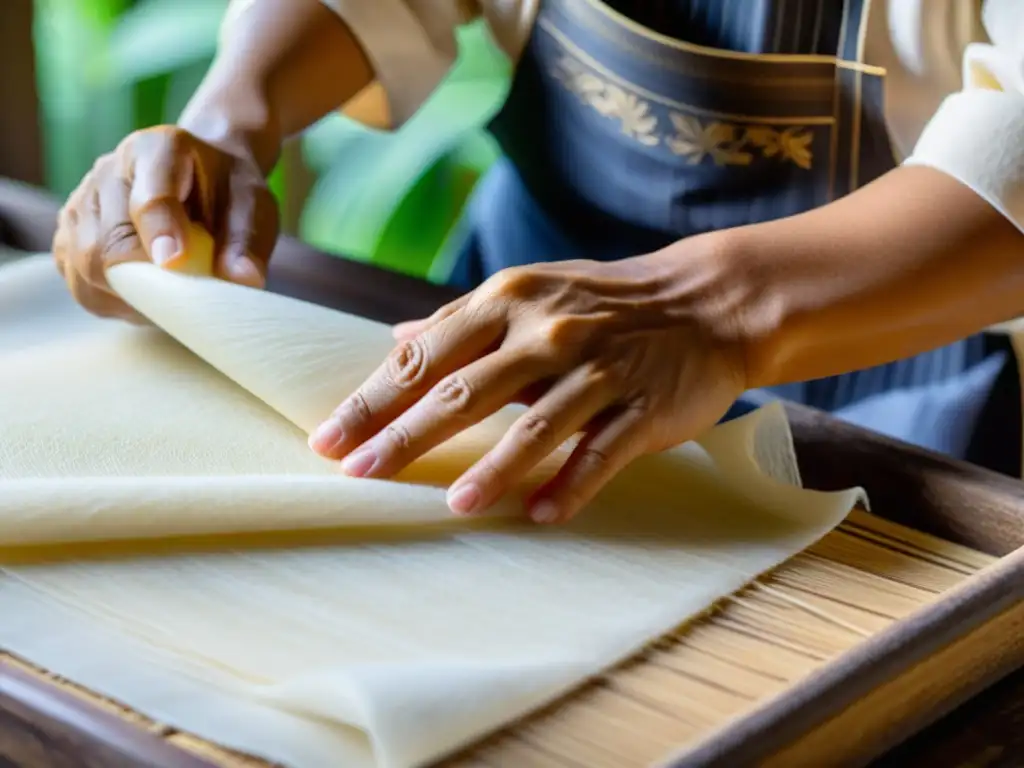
[1, 182, 1022, 766]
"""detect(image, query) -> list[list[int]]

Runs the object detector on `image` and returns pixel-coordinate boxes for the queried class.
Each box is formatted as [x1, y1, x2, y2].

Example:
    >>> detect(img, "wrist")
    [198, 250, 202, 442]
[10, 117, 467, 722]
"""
[178, 62, 282, 176]
[640, 228, 789, 391]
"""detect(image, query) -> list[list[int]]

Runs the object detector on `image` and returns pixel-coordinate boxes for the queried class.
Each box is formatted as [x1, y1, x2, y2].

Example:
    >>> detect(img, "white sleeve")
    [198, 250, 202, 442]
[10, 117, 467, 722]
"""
[317, 0, 469, 127]
[904, 0, 1024, 234]
[218, 0, 470, 127]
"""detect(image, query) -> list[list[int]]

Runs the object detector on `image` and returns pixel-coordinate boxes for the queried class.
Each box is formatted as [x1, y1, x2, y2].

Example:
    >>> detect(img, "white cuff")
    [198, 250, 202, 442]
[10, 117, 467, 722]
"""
[904, 88, 1024, 236]
[319, 0, 458, 128]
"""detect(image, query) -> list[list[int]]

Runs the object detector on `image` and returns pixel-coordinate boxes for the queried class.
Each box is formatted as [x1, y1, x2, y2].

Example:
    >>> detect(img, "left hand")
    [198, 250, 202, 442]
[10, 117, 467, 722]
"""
[308, 254, 749, 524]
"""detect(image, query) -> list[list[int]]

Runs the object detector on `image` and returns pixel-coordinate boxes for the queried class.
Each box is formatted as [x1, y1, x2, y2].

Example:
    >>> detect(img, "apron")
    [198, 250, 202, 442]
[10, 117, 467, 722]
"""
[444, 0, 1022, 477]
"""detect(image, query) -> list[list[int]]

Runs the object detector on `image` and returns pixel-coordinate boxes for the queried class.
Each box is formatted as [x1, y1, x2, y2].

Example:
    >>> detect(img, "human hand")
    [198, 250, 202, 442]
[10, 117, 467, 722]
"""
[309, 254, 750, 524]
[53, 126, 278, 321]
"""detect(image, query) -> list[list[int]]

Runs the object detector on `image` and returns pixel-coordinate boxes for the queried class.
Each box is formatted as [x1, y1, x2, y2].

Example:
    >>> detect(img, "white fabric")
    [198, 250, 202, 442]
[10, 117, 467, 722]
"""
[0, 252, 861, 767]
[904, 0, 1024, 235]
[906, 89, 1024, 235]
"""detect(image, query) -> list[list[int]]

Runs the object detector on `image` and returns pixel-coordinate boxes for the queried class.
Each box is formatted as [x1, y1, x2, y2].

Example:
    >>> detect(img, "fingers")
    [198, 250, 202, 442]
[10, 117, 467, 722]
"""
[391, 293, 471, 341]
[527, 402, 650, 524]
[214, 171, 279, 288]
[55, 164, 147, 322]
[444, 364, 621, 516]
[97, 171, 145, 268]
[94, 171, 150, 323]
[308, 303, 506, 459]
[327, 343, 555, 483]
[128, 130, 196, 269]
[54, 125, 280, 321]
[53, 127, 195, 320]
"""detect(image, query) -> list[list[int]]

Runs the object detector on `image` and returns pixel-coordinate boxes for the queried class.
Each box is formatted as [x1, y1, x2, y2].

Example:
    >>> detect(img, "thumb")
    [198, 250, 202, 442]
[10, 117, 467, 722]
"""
[127, 132, 195, 269]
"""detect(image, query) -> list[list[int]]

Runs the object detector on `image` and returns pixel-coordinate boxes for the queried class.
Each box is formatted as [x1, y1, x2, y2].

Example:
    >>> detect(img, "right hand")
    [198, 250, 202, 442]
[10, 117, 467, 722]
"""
[53, 126, 279, 321]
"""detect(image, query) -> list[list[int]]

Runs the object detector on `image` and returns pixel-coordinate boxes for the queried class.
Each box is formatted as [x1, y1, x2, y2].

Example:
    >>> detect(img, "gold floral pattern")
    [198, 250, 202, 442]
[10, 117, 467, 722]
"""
[666, 114, 753, 166]
[552, 56, 659, 146]
[550, 55, 815, 169]
[667, 115, 813, 168]
[743, 125, 814, 169]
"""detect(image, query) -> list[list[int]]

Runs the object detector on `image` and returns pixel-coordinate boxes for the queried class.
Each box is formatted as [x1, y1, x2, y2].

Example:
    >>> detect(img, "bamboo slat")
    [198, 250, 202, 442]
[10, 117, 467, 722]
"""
[1, 508, 997, 768]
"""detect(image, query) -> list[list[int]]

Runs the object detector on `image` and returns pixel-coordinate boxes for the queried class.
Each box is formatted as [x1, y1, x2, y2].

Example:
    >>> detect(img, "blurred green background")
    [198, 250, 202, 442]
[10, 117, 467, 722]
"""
[32, 0, 511, 282]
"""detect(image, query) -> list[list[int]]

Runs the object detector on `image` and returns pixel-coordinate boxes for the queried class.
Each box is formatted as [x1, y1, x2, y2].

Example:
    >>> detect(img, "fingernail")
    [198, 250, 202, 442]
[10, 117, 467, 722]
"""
[530, 501, 560, 524]
[448, 484, 481, 516]
[308, 418, 344, 454]
[341, 448, 377, 477]
[151, 235, 179, 267]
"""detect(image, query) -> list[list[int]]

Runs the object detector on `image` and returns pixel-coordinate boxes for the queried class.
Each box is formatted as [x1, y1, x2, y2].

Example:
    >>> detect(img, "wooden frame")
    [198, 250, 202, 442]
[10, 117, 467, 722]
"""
[0, 208, 1023, 765]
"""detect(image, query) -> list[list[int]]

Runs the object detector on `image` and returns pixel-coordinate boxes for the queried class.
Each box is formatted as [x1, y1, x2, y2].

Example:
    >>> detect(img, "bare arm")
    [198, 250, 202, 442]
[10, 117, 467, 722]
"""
[53, 0, 376, 319]
[689, 165, 1024, 388]
[180, 0, 375, 174]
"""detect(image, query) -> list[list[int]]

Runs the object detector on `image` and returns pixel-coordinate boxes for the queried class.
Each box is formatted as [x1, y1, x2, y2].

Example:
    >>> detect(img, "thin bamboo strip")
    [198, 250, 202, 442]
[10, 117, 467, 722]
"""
[843, 509, 993, 571]
[806, 533, 968, 593]
[0, 510, 1000, 768]
[767, 555, 931, 618]
[645, 644, 785, 699]
[470, 735, 584, 768]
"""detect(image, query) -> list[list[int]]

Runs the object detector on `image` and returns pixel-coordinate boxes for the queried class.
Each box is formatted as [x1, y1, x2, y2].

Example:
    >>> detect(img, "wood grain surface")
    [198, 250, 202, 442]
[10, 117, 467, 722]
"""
[0, 190, 1022, 766]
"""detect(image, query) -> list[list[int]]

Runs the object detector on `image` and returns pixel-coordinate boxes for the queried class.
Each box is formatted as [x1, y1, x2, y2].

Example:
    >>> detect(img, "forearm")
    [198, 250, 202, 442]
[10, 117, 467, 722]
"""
[742, 166, 1024, 386]
[650, 166, 1024, 389]
[179, 0, 374, 175]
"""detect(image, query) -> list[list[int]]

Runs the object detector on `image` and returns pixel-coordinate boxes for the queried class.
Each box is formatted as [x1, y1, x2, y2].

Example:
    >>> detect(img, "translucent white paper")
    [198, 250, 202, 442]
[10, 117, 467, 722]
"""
[0, 254, 861, 767]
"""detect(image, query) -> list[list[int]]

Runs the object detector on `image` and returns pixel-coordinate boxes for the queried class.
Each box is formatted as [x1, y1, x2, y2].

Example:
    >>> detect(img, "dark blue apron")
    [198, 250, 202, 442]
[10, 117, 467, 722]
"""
[444, 0, 1021, 476]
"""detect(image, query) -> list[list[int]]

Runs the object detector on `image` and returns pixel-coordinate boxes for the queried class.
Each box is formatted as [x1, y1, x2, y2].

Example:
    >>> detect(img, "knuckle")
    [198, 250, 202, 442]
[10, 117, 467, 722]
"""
[118, 129, 147, 159]
[515, 413, 555, 449]
[114, 175, 132, 198]
[100, 223, 139, 259]
[526, 318, 587, 363]
[57, 204, 78, 229]
[435, 375, 474, 417]
[483, 266, 536, 301]
[386, 338, 430, 389]
[343, 391, 374, 430]
[140, 124, 184, 148]
[536, 317, 577, 351]
[62, 185, 90, 222]
[117, 131, 136, 156]
[89, 153, 113, 177]
[381, 422, 413, 453]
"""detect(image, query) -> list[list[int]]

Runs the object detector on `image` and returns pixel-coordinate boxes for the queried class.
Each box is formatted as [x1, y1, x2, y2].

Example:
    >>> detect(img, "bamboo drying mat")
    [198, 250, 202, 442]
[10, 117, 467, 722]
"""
[1, 507, 997, 768]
